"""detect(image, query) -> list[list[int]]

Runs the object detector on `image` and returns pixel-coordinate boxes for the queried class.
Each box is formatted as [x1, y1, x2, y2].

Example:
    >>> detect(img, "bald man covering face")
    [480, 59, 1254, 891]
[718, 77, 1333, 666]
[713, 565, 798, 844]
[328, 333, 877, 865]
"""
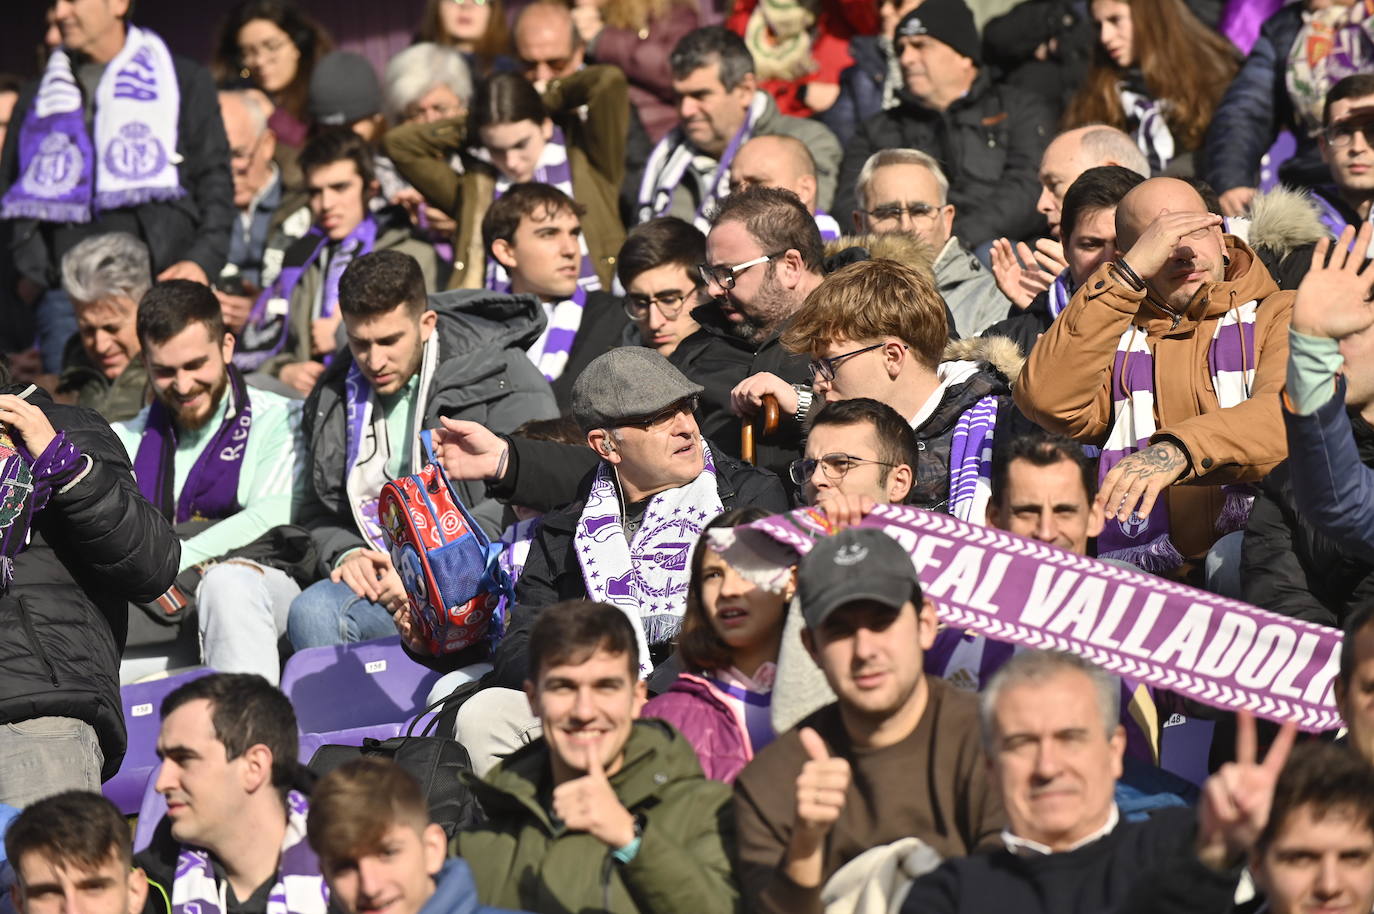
[1014, 177, 1293, 577]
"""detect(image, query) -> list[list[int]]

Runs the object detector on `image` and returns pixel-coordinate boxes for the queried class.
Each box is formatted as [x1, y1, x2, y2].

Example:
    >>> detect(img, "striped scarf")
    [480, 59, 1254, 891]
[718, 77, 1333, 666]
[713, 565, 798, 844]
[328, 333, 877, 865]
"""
[946, 395, 999, 522]
[636, 92, 768, 231]
[1047, 270, 1074, 319]
[1119, 84, 1174, 174]
[1097, 301, 1259, 571]
[480, 126, 597, 381]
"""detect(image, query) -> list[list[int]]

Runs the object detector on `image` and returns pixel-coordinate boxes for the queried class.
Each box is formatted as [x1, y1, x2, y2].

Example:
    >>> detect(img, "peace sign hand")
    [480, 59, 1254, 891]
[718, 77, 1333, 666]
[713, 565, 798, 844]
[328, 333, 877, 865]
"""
[1196, 711, 1299, 871]
[1293, 222, 1374, 341]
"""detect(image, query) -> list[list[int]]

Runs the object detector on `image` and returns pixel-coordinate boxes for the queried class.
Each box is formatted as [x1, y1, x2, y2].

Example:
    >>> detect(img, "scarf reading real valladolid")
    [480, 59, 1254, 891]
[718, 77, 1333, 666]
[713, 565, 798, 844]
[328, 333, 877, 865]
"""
[2, 26, 183, 223]
[1097, 301, 1258, 572]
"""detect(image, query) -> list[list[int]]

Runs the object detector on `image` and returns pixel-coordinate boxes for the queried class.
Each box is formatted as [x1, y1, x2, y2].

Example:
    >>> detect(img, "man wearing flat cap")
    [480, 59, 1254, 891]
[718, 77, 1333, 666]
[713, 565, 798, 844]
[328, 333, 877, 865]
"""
[832, 0, 1054, 249]
[448, 347, 789, 774]
[733, 527, 1005, 914]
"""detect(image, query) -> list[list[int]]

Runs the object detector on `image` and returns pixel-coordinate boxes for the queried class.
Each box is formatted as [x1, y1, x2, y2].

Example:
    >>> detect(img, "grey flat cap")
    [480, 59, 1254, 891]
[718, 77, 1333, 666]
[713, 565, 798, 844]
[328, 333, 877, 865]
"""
[572, 347, 704, 431]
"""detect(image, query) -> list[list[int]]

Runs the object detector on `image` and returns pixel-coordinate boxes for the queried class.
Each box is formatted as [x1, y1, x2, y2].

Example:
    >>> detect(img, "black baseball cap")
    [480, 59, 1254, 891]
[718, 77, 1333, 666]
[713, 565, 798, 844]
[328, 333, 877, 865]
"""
[797, 528, 922, 629]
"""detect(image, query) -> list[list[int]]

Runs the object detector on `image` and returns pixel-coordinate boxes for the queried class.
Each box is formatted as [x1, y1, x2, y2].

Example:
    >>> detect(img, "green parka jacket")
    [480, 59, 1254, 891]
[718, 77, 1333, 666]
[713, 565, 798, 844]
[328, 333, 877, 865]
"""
[454, 719, 742, 914]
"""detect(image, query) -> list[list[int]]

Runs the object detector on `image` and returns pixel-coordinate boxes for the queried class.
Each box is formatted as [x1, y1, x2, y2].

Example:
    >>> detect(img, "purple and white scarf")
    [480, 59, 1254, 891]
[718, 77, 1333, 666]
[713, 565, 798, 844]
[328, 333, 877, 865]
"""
[132, 366, 252, 524]
[1047, 270, 1074, 320]
[2, 26, 183, 223]
[1097, 301, 1259, 571]
[172, 790, 327, 914]
[575, 441, 723, 677]
[636, 91, 768, 232]
[1119, 86, 1174, 175]
[343, 333, 438, 550]
[946, 395, 999, 523]
[479, 127, 598, 381]
[236, 217, 378, 371]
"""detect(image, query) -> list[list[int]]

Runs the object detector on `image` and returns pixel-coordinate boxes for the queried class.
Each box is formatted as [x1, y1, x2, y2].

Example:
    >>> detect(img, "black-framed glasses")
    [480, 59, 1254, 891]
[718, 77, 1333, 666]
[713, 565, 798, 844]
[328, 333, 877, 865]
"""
[789, 452, 896, 486]
[623, 286, 701, 321]
[618, 395, 700, 432]
[861, 202, 941, 224]
[698, 250, 788, 291]
[1325, 118, 1374, 149]
[809, 342, 892, 382]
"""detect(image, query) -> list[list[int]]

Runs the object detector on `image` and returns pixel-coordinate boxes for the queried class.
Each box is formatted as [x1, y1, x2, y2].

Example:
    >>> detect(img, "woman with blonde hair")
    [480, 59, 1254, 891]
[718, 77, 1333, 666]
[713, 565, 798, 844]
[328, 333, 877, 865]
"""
[1063, 0, 1239, 175]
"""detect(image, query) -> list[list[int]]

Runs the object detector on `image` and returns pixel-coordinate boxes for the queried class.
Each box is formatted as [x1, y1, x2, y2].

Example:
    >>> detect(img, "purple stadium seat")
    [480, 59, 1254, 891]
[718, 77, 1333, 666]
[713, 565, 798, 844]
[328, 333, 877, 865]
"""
[279, 636, 442, 735]
[132, 766, 166, 852]
[1158, 715, 1215, 788]
[104, 668, 214, 815]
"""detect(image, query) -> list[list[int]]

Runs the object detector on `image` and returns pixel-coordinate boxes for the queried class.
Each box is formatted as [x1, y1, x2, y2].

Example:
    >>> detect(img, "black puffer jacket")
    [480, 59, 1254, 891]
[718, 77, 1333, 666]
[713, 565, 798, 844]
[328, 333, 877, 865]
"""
[488, 447, 790, 689]
[834, 71, 1055, 247]
[0, 385, 179, 779]
[1241, 410, 1374, 627]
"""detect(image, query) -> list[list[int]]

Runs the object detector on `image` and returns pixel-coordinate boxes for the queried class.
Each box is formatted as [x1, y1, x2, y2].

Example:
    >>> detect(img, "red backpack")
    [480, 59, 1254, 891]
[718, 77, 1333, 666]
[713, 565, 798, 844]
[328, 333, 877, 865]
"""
[378, 432, 511, 655]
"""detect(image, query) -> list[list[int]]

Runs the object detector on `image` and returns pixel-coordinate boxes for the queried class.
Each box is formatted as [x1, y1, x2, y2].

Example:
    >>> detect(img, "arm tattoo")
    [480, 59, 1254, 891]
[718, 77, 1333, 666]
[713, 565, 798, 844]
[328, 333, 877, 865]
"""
[1121, 443, 1188, 481]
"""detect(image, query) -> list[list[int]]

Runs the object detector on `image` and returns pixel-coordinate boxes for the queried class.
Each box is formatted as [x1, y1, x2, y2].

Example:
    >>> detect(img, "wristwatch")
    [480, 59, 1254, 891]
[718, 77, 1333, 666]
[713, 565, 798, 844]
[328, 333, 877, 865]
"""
[792, 384, 815, 425]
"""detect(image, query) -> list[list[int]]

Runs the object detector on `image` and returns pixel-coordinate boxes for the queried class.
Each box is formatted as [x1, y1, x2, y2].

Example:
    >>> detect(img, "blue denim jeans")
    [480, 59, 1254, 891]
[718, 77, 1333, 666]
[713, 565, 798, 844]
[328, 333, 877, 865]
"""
[286, 578, 395, 650]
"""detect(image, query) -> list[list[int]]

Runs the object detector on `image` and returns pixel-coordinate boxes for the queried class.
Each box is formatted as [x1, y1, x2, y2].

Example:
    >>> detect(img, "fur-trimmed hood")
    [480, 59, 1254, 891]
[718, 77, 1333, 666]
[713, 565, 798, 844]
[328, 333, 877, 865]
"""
[822, 232, 938, 287]
[1246, 185, 1328, 261]
[942, 335, 1024, 385]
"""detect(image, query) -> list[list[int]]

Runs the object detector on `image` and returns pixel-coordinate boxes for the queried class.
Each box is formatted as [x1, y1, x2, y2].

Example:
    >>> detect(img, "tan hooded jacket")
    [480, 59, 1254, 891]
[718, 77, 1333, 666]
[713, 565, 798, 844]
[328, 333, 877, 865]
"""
[1014, 235, 1293, 562]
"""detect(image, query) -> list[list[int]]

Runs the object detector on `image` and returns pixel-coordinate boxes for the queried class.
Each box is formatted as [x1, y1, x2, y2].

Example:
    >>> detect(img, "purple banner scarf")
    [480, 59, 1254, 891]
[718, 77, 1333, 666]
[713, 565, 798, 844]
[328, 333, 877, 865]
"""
[717, 505, 1344, 731]
[133, 365, 253, 524]
[235, 216, 377, 371]
[946, 396, 999, 521]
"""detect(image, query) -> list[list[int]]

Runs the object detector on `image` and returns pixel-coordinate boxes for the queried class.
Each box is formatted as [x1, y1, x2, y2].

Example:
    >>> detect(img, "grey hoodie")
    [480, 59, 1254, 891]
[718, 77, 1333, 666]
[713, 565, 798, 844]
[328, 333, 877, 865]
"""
[295, 289, 560, 567]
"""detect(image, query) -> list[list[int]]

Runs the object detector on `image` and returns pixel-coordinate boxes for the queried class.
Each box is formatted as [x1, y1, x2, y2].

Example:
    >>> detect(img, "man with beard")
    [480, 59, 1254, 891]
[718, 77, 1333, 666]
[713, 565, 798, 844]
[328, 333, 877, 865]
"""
[113, 281, 302, 683]
[670, 185, 825, 479]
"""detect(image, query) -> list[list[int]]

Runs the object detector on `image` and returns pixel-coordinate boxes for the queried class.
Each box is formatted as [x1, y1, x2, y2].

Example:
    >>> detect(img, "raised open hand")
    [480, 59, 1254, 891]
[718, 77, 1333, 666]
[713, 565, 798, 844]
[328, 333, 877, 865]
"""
[1293, 223, 1374, 341]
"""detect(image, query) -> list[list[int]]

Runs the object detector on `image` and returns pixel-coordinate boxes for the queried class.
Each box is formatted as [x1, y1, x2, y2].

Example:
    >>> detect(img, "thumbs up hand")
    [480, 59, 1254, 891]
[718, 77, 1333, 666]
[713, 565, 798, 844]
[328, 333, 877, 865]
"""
[794, 728, 852, 841]
[552, 738, 638, 849]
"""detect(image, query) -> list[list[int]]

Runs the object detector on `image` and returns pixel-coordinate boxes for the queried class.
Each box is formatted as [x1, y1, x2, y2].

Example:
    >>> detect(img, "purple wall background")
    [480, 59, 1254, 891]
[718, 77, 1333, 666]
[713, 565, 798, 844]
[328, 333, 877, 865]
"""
[0, 1, 430, 82]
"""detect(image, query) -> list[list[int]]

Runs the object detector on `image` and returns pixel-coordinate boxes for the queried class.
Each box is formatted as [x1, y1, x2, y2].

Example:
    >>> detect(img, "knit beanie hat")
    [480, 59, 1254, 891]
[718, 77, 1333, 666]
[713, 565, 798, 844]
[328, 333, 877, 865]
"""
[309, 51, 382, 126]
[894, 0, 981, 66]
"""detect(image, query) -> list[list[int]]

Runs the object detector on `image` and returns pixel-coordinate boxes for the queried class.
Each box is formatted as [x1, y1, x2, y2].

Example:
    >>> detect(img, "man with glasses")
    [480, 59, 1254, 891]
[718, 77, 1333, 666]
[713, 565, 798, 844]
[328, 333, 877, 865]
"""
[216, 89, 310, 335]
[440, 347, 788, 773]
[676, 185, 824, 477]
[1313, 74, 1374, 246]
[852, 148, 1009, 337]
[513, 1, 585, 92]
[780, 257, 1023, 521]
[832, 0, 1053, 250]
[618, 217, 707, 358]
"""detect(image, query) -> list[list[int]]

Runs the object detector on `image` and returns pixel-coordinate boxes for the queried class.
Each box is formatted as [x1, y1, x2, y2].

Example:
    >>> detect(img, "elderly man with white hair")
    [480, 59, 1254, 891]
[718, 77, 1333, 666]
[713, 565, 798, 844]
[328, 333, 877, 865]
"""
[55, 232, 151, 422]
[852, 148, 1011, 336]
